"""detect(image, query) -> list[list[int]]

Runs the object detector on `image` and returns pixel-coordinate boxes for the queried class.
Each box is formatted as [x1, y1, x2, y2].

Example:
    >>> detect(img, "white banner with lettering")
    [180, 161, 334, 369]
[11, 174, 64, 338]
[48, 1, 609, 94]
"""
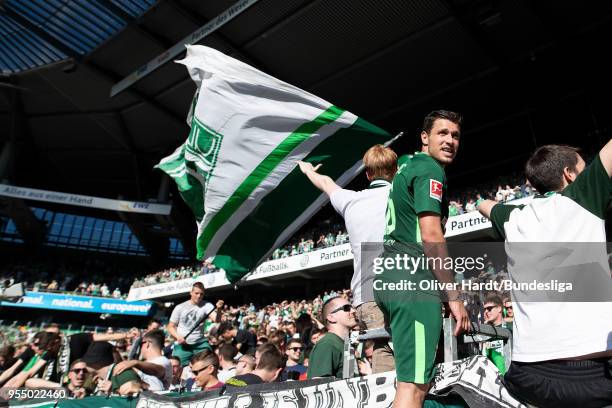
[0, 184, 171, 215]
[127, 244, 353, 301]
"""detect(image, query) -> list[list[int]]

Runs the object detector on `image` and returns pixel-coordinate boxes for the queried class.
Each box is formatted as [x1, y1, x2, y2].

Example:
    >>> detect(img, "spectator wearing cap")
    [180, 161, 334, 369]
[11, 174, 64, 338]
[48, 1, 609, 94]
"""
[217, 344, 238, 383]
[307, 297, 357, 379]
[282, 339, 307, 380]
[112, 330, 172, 391]
[225, 347, 284, 387]
[188, 350, 224, 392]
[217, 322, 257, 356]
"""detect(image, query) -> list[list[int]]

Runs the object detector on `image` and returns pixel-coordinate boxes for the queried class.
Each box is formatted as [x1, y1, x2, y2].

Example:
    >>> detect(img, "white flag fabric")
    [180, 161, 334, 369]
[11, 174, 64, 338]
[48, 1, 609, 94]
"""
[158, 45, 394, 283]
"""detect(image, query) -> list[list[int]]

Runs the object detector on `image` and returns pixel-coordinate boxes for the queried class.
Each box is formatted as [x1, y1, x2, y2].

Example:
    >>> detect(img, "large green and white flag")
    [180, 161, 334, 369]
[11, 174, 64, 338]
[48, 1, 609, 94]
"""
[158, 45, 396, 283]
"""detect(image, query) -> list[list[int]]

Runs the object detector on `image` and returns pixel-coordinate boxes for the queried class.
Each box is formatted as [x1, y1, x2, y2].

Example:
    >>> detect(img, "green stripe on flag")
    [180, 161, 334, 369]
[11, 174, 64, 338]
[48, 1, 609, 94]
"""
[208, 117, 390, 282]
[198, 105, 345, 254]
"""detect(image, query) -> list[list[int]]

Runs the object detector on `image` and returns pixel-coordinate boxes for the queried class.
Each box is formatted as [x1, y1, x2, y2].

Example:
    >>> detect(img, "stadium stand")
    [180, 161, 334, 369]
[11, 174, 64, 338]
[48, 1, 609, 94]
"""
[1, 0, 611, 405]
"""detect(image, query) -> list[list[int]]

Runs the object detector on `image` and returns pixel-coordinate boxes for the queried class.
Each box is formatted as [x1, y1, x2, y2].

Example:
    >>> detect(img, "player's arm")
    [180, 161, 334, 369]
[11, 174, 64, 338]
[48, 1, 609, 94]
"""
[598, 138, 612, 177]
[419, 213, 470, 336]
[477, 199, 498, 219]
[297, 161, 339, 196]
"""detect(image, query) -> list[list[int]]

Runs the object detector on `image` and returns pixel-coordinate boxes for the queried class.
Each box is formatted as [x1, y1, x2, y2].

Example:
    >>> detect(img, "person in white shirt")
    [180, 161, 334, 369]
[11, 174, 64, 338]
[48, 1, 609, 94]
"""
[478, 140, 612, 407]
[112, 330, 172, 391]
[298, 144, 398, 374]
[167, 282, 218, 366]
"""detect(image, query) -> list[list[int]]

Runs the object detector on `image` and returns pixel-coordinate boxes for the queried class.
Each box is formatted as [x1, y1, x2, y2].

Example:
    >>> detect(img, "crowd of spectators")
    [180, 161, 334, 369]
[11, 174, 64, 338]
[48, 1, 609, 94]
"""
[130, 261, 218, 288]
[0, 258, 141, 299]
[0, 268, 516, 401]
[447, 173, 536, 216]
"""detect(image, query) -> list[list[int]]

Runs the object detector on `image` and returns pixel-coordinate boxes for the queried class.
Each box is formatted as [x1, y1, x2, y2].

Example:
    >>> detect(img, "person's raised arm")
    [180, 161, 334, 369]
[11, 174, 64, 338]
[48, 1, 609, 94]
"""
[0, 358, 24, 386]
[477, 199, 498, 219]
[297, 161, 339, 196]
[418, 213, 470, 336]
[4, 358, 47, 388]
[598, 138, 612, 177]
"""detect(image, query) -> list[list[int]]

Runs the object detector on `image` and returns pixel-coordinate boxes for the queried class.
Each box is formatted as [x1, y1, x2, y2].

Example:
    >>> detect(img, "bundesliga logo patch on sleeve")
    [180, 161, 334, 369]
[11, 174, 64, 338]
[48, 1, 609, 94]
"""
[430, 179, 443, 201]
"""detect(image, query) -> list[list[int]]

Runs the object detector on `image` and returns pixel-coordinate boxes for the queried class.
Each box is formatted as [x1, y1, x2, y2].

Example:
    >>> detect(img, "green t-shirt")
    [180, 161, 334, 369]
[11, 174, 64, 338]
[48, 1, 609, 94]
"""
[384, 152, 448, 250]
[484, 323, 512, 375]
[306, 332, 344, 379]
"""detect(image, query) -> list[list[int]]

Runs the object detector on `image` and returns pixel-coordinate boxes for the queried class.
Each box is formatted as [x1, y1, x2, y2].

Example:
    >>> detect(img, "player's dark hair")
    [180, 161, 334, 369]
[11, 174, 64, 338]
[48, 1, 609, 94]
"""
[422, 110, 463, 134]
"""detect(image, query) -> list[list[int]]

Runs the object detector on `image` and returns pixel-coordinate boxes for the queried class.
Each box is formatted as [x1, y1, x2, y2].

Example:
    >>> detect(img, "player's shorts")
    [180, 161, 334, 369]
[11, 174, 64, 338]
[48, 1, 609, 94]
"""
[373, 246, 442, 384]
[504, 358, 612, 408]
[172, 339, 211, 366]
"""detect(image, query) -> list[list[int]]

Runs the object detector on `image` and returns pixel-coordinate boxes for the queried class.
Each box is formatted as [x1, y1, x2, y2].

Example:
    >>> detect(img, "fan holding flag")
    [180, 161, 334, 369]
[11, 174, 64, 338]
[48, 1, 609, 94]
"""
[157, 45, 399, 285]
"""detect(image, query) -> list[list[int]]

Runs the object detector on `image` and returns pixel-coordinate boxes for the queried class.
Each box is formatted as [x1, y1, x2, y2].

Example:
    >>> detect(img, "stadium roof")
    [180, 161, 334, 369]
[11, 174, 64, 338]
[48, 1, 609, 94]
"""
[1, 0, 612, 258]
[0, 0, 157, 74]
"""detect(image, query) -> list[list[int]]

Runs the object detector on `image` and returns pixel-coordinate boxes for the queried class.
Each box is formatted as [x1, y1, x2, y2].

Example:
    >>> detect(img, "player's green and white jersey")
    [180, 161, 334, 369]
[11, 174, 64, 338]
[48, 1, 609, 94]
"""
[489, 154, 612, 362]
[384, 152, 448, 251]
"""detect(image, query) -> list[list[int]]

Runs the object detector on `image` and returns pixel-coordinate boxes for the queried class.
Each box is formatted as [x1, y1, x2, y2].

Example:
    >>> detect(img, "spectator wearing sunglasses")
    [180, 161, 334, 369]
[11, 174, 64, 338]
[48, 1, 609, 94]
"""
[24, 359, 92, 399]
[483, 293, 504, 327]
[307, 296, 357, 379]
[482, 293, 512, 374]
[282, 340, 307, 380]
[64, 360, 90, 398]
[188, 350, 223, 392]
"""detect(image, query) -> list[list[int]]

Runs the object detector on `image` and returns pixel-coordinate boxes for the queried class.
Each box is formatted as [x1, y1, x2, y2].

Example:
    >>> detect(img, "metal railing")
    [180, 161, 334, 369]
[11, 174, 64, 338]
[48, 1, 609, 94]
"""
[347, 318, 512, 379]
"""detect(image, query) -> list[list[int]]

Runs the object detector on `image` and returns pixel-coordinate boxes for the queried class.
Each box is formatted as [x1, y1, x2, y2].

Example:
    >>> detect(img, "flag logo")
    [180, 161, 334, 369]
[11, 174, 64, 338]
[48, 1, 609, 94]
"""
[430, 179, 443, 201]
